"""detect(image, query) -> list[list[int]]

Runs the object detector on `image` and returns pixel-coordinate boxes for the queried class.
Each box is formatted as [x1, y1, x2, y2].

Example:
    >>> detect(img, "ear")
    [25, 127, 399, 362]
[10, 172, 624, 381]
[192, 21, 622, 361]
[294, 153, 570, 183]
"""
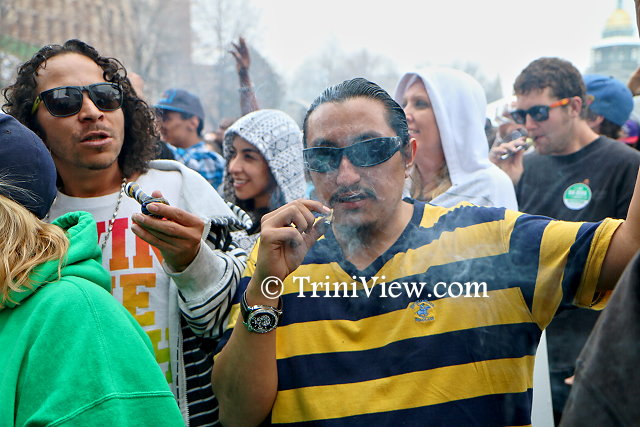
[568, 96, 583, 117]
[188, 116, 200, 132]
[404, 137, 417, 178]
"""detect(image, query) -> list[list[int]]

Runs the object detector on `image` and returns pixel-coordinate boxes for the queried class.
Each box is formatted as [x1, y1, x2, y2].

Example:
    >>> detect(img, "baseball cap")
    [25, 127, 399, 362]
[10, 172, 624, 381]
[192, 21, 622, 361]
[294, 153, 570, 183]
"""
[621, 119, 639, 144]
[0, 114, 57, 218]
[584, 74, 633, 126]
[154, 88, 205, 121]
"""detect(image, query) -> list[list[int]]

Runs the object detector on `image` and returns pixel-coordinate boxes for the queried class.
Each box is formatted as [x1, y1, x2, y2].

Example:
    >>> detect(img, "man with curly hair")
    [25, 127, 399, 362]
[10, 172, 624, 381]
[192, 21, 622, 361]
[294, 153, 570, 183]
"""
[2, 39, 246, 425]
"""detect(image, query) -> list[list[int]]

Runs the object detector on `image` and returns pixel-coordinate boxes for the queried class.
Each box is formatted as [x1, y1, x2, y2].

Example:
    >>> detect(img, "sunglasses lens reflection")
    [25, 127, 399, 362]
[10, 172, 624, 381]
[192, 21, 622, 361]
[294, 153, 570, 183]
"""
[43, 87, 83, 117]
[304, 137, 402, 173]
[304, 148, 339, 172]
[41, 84, 122, 117]
[511, 106, 549, 124]
[90, 84, 122, 111]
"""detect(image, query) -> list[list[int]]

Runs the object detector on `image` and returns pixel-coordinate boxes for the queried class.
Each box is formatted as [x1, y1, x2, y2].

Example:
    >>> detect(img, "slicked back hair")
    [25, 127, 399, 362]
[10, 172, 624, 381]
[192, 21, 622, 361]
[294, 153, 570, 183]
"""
[302, 78, 410, 155]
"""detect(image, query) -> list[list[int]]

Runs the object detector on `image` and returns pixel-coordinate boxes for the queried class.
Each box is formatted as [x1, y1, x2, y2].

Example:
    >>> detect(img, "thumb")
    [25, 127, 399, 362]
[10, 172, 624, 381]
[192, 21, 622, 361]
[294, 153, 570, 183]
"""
[301, 218, 328, 250]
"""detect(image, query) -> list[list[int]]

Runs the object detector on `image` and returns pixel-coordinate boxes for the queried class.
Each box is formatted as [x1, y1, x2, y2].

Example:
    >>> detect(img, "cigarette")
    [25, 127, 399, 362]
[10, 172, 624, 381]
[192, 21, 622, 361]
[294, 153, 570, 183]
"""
[500, 137, 534, 160]
[324, 209, 334, 225]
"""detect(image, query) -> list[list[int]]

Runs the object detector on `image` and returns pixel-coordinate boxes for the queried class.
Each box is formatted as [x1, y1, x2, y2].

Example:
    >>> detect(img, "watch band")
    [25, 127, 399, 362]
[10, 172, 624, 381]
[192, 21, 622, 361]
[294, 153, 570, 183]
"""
[240, 291, 283, 333]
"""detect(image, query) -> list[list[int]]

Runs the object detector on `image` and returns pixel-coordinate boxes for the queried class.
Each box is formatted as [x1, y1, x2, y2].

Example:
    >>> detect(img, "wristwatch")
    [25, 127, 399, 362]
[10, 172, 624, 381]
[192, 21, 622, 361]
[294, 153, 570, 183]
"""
[240, 291, 283, 333]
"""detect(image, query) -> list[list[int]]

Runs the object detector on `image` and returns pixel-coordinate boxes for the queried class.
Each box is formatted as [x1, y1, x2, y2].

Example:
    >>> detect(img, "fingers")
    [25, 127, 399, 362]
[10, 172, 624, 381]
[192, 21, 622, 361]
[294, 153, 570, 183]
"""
[229, 39, 248, 70]
[302, 217, 329, 248]
[131, 212, 200, 244]
[131, 211, 202, 271]
[131, 201, 204, 246]
[131, 216, 177, 248]
[237, 37, 248, 53]
[253, 200, 330, 281]
[490, 138, 526, 162]
[260, 200, 330, 252]
[262, 199, 329, 233]
[144, 200, 204, 229]
[230, 38, 247, 55]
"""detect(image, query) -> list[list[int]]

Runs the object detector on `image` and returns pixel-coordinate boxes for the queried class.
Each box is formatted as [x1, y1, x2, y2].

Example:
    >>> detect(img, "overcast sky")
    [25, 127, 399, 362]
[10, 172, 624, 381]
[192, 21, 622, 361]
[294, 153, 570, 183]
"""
[245, 0, 637, 96]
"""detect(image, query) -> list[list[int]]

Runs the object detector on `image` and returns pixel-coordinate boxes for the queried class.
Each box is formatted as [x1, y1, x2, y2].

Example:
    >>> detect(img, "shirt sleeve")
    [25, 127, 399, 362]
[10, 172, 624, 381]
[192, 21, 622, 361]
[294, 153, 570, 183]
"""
[503, 209, 623, 330]
[166, 239, 247, 338]
[214, 241, 258, 355]
[156, 160, 247, 338]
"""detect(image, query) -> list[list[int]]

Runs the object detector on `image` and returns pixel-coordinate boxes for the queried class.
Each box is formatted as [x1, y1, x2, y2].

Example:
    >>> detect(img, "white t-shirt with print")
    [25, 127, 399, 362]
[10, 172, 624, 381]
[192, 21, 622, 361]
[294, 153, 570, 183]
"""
[47, 169, 183, 384]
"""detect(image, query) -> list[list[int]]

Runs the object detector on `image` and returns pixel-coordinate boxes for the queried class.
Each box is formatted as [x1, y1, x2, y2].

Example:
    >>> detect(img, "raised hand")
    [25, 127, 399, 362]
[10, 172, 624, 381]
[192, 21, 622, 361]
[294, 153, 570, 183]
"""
[255, 200, 330, 281]
[230, 37, 251, 73]
[489, 136, 528, 185]
[131, 190, 204, 272]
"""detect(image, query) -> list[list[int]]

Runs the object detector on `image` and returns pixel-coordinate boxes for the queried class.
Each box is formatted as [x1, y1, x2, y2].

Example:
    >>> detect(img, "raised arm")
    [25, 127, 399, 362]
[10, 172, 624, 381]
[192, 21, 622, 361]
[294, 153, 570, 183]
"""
[598, 168, 640, 291]
[213, 200, 329, 426]
[231, 37, 259, 115]
[627, 66, 640, 97]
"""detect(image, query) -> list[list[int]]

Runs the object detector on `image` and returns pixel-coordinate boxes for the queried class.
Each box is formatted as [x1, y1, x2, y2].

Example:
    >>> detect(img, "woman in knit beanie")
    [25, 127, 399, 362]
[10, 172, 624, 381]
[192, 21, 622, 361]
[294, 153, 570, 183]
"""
[223, 109, 306, 251]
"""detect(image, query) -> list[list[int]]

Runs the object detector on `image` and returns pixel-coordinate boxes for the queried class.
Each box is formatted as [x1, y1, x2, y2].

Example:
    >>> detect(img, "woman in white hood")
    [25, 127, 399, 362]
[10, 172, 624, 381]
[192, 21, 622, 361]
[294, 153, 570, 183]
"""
[394, 67, 518, 210]
[397, 68, 554, 425]
[223, 109, 306, 251]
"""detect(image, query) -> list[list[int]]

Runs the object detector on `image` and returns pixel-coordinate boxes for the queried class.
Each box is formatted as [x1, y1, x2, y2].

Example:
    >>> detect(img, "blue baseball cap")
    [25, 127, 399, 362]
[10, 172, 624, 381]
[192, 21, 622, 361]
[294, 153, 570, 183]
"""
[0, 114, 57, 218]
[154, 88, 205, 121]
[584, 74, 633, 126]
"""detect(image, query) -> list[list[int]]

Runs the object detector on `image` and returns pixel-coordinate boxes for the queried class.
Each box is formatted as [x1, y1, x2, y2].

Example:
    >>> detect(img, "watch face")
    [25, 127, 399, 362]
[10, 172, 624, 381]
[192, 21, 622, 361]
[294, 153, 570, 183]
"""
[248, 310, 278, 333]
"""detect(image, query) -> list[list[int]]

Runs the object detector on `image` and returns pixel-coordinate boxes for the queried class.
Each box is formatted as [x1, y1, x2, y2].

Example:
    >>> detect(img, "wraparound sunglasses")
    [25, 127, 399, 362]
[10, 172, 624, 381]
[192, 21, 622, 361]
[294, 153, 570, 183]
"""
[303, 136, 403, 173]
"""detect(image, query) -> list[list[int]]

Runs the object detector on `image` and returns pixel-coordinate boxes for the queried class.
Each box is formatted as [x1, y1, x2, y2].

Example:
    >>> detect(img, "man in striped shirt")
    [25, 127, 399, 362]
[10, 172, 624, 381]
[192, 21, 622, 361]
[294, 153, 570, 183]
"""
[212, 77, 640, 426]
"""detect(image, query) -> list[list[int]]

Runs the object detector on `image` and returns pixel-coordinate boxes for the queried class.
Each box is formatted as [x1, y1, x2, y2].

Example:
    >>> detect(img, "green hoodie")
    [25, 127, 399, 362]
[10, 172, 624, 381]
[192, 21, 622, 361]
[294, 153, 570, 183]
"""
[0, 211, 183, 426]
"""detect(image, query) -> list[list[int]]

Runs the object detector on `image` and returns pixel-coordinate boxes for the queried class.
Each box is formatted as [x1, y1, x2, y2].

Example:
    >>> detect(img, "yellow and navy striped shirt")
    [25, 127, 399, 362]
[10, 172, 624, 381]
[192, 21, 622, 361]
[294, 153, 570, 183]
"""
[219, 200, 621, 426]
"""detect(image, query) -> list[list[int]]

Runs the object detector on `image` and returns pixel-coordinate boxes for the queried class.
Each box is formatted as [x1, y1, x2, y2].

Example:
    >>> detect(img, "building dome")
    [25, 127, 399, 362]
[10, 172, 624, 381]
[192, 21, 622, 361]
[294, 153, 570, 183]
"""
[588, 1, 640, 109]
[603, 7, 634, 37]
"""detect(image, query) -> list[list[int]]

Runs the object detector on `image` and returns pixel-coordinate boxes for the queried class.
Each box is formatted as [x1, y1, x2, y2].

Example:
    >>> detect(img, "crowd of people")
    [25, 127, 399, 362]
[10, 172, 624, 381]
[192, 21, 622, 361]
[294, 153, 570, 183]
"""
[3, 13, 640, 427]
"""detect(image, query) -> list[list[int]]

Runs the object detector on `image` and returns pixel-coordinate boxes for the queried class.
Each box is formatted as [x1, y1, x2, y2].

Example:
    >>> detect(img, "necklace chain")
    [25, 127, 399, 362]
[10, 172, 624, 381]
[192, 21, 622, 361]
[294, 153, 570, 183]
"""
[101, 177, 127, 251]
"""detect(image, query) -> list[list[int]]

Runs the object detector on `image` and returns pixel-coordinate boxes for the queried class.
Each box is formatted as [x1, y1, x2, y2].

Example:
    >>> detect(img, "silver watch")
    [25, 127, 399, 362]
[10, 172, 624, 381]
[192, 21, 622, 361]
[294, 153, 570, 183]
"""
[240, 291, 283, 333]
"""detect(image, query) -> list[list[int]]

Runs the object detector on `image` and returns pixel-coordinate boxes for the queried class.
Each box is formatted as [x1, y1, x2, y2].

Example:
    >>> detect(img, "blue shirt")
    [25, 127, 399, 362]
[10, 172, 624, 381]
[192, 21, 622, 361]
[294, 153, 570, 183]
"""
[168, 141, 225, 192]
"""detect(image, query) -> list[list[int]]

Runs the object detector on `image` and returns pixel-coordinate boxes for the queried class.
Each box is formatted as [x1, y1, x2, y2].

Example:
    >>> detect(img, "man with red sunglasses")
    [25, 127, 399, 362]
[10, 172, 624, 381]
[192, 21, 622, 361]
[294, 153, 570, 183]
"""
[2, 39, 247, 426]
[491, 57, 640, 423]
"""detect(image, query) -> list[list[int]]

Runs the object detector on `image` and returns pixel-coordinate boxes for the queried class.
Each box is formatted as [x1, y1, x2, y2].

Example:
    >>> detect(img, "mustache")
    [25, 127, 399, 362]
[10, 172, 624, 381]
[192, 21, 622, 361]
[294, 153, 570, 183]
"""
[329, 186, 377, 206]
[81, 124, 112, 134]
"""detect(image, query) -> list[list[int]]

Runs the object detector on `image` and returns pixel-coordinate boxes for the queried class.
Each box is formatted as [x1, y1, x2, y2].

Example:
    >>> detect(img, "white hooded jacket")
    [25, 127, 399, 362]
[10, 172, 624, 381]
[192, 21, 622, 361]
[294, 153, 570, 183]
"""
[395, 67, 518, 210]
[222, 109, 306, 251]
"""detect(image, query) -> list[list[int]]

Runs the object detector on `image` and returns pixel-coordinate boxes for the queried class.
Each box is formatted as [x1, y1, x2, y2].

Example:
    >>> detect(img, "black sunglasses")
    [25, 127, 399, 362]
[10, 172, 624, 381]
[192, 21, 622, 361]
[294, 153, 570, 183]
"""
[303, 136, 404, 173]
[31, 83, 123, 117]
[510, 98, 570, 125]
